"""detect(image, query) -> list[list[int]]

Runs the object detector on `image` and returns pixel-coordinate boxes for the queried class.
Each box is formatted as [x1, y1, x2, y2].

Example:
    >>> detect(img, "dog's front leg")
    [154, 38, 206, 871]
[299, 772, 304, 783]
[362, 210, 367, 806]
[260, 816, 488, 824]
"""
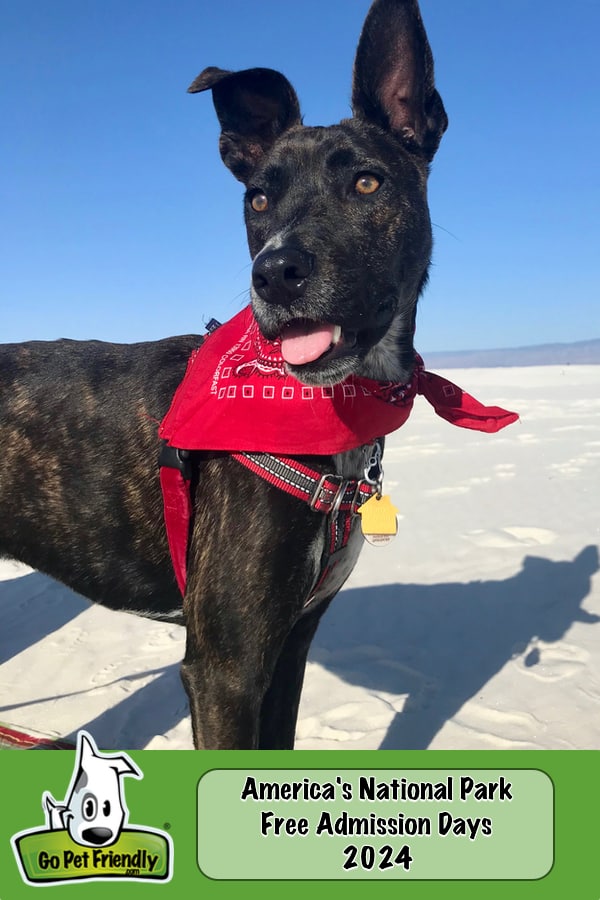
[180, 457, 325, 749]
[257, 598, 334, 749]
[180, 577, 318, 750]
[181, 623, 266, 749]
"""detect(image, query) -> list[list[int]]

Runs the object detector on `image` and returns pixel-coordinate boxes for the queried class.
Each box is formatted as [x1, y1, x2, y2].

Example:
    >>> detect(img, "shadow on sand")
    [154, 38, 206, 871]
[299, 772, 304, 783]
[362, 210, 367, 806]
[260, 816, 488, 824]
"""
[311, 545, 600, 749]
[0, 572, 88, 665]
[0, 571, 188, 748]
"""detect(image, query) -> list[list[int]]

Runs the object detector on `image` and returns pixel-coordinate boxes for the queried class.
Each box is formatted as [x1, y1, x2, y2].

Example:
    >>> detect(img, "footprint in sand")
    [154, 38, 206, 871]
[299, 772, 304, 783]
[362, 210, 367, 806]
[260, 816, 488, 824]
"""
[144, 627, 185, 651]
[457, 702, 543, 744]
[89, 661, 121, 688]
[426, 484, 470, 497]
[426, 475, 491, 497]
[547, 459, 583, 477]
[494, 463, 516, 479]
[297, 696, 400, 743]
[463, 526, 557, 549]
[418, 443, 448, 457]
[517, 433, 540, 445]
[515, 641, 589, 682]
[50, 626, 88, 651]
[295, 715, 368, 743]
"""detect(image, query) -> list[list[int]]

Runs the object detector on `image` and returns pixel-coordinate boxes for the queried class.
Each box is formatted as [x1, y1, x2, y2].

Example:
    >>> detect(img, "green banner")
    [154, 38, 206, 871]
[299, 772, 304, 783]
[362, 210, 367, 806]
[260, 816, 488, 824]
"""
[0, 748, 598, 898]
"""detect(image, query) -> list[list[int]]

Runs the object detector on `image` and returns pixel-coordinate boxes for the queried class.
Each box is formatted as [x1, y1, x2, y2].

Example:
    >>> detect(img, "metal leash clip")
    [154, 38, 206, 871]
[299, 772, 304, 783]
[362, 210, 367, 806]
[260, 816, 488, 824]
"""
[363, 440, 384, 498]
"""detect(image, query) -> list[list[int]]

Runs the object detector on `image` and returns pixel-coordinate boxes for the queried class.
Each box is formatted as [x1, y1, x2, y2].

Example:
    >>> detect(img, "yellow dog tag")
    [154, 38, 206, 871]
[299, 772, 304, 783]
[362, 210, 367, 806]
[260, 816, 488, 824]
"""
[357, 495, 399, 546]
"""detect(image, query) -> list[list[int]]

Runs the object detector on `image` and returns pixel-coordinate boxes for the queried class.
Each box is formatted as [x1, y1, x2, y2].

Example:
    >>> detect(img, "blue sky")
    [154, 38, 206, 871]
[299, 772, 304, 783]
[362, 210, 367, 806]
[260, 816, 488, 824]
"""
[1, 0, 598, 351]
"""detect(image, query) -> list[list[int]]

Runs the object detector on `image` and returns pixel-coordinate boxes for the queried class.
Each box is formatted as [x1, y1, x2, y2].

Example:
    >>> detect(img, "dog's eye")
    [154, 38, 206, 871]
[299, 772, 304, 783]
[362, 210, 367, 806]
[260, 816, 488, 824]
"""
[103, 801, 111, 817]
[354, 173, 381, 195]
[250, 192, 269, 212]
[82, 794, 97, 821]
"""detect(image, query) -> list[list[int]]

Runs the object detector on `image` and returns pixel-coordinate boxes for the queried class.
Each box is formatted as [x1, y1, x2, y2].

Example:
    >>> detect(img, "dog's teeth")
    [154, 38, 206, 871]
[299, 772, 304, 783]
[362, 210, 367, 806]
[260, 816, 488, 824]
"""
[332, 325, 342, 345]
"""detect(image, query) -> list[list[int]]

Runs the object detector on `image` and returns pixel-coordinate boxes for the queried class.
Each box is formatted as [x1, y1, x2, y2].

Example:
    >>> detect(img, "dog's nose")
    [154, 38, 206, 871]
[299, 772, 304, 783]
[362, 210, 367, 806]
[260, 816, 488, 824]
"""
[82, 827, 114, 845]
[252, 248, 314, 305]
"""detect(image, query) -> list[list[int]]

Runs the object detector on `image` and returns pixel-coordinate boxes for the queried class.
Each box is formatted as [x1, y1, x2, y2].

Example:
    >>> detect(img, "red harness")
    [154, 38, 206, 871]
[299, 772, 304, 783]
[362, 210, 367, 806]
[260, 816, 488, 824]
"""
[158, 307, 519, 595]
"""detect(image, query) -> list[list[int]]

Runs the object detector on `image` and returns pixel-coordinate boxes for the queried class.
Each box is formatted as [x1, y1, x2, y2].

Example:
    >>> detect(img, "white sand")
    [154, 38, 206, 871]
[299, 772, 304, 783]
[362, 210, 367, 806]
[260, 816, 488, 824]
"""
[1, 366, 598, 750]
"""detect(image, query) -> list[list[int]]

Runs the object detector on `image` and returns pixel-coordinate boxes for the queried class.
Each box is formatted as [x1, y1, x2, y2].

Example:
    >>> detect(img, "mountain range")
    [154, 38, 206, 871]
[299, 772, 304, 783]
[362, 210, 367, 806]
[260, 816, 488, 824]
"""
[424, 338, 600, 368]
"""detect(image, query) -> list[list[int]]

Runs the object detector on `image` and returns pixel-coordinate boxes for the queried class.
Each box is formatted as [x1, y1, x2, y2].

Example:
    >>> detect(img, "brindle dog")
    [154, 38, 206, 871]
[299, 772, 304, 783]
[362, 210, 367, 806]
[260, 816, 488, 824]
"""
[0, 0, 447, 749]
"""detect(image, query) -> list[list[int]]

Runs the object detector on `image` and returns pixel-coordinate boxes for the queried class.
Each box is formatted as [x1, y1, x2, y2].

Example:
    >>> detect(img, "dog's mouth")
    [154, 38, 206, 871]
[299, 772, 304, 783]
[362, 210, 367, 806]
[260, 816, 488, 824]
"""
[255, 292, 407, 385]
[273, 311, 405, 386]
[279, 320, 353, 367]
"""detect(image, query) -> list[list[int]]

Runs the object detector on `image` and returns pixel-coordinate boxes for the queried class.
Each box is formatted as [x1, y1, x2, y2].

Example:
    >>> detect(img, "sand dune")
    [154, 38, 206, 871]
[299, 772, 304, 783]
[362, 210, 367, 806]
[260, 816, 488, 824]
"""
[1, 366, 598, 750]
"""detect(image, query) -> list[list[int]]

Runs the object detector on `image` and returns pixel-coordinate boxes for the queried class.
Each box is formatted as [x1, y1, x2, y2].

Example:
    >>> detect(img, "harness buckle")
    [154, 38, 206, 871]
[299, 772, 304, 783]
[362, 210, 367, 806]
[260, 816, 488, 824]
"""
[351, 479, 378, 515]
[309, 474, 348, 515]
[158, 440, 193, 481]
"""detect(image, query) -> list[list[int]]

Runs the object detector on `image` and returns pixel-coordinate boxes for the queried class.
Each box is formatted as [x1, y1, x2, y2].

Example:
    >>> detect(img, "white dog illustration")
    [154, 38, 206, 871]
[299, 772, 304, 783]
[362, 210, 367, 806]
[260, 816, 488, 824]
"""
[43, 731, 142, 847]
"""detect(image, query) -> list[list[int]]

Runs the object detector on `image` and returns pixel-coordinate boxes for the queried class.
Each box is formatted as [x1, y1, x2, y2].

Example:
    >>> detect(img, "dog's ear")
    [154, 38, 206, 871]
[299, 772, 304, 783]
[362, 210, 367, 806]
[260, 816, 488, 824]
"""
[188, 67, 301, 183]
[351, 0, 447, 161]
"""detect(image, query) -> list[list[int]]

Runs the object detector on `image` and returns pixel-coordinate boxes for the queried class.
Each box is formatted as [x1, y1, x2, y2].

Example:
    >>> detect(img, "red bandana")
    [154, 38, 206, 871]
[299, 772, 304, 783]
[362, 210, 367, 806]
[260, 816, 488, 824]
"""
[159, 305, 518, 454]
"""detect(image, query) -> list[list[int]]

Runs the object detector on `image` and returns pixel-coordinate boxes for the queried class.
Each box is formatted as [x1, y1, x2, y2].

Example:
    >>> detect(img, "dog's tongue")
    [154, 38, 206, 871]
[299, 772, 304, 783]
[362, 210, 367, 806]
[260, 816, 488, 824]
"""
[280, 322, 338, 365]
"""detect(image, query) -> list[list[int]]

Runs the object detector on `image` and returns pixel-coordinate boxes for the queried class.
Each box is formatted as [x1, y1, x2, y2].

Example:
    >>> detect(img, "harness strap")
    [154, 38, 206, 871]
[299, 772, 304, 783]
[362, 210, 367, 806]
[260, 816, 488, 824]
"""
[159, 444, 379, 599]
[159, 466, 192, 596]
[231, 452, 377, 514]
[158, 445, 193, 596]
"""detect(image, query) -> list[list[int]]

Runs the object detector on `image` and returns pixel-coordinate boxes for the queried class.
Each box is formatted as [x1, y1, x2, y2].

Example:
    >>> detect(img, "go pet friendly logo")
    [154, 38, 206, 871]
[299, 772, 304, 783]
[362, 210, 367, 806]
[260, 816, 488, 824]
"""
[11, 731, 173, 885]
